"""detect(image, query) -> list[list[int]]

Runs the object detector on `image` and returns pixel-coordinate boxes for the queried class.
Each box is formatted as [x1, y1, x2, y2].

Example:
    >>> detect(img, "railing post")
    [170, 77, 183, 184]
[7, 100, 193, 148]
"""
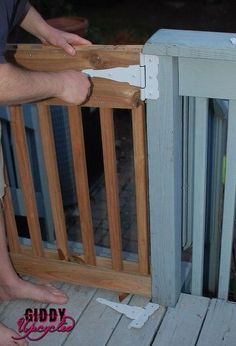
[144, 38, 182, 306]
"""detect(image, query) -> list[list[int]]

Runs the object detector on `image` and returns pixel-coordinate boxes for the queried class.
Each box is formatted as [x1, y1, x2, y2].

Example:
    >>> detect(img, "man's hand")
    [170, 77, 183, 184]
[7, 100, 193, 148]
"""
[55, 70, 91, 104]
[41, 27, 91, 56]
[20, 6, 92, 56]
[0, 5, 92, 106]
[0, 64, 91, 106]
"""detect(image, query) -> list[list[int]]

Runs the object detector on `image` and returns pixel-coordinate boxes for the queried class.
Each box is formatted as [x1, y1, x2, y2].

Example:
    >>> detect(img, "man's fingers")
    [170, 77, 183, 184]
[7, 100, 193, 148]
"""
[60, 35, 92, 56]
[62, 42, 76, 56]
[65, 33, 92, 45]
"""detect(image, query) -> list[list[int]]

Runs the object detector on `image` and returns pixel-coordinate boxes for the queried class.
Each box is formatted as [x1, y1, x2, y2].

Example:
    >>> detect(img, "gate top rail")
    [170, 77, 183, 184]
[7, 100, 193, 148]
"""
[6, 44, 143, 109]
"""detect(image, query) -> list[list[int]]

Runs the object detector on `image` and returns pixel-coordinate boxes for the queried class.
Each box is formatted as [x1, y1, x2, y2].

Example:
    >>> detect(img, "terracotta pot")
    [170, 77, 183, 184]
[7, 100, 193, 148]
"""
[46, 16, 89, 37]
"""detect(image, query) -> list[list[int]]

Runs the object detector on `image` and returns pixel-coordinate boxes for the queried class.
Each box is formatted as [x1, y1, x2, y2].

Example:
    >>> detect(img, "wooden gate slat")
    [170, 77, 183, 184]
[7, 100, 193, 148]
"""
[3, 170, 20, 253]
[68, 105, 96, 265]
[100, 108, 123, 271]
[10, 106, 44, 257]
[37, 103, 69, 261]
[132, 104, 149, 274]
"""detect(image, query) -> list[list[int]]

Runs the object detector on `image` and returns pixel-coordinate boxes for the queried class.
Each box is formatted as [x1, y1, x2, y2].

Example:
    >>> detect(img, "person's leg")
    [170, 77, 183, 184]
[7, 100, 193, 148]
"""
[0, 122, 68, 344]
[0, 207, 68, 303]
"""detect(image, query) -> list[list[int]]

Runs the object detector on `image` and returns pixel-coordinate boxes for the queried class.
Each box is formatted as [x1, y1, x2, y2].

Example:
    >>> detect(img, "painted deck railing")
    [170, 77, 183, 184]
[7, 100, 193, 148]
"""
[145, 29, 236, 306]
[3, 44, 150, 296]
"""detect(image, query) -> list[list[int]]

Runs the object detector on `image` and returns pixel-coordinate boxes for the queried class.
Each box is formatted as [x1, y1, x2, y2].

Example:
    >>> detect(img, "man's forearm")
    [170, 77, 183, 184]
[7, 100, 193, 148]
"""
[20, 4, 91, 55]
[0, 63, 61, 105]
[20, 5, 51, 43]
[0, 63, 90, 105]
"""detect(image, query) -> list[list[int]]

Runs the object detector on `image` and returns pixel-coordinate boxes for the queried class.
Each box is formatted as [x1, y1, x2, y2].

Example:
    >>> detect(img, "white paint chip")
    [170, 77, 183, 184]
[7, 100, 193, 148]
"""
[230, 37, 236, 45]
[96, 297, 159, 329]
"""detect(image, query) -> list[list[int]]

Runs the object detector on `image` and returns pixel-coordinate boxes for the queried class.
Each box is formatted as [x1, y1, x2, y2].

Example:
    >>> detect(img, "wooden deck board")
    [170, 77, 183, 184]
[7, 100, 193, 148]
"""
[1, 280, 236, 346]
[63, 288, 132, 346]
[152, 293, 210, 346]
[196, 299, 236, 346]
[35, 284, 97, 346]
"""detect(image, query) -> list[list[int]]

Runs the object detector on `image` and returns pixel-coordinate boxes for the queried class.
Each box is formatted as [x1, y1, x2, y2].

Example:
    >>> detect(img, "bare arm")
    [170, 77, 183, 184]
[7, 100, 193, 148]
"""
[0, 63, 90, 105]
[0, 3, 91, 105]
[20, 5, 91, 55]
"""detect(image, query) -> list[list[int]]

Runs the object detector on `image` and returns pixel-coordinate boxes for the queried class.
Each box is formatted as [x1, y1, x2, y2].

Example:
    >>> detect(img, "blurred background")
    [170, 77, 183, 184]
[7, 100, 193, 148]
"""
[13, 0, 236, 44]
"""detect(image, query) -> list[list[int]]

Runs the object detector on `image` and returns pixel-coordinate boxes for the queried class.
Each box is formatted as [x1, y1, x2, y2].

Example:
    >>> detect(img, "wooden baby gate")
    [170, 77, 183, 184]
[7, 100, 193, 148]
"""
[3, 44, 151, 296]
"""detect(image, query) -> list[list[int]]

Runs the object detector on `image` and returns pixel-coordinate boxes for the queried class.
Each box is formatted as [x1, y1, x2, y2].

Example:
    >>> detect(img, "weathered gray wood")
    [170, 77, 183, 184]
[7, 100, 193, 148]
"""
[0, 301, 10, 315]
[179, 58, 236, 100]
[152, 293, 210, 346]
[34, 284, 97, 346]
[182, 97, 195, 250]
[145, 29, 236, 61]
[63, 289, 132, 346]
[182, 97, 189, 249]
[191, 98, 209, 296]
[197, 299, 236, 346]
[106, 295, 166, 346]
[218, 100, 236, 299]
[207, 100, 227, 295]
[145, 55, 182, 307]
[186, 97, 195, 250]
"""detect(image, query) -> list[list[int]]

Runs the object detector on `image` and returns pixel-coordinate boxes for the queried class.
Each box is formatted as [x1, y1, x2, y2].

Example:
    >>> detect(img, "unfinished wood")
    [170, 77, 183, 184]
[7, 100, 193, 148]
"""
[20, 245, 143, 274]
[191, 98, 209, 296]
[6, 44, 142, 70]
[197, 299, 236, 346]
[83, 79, 140, 109]
[218, 100, 236, 299]
[146, 56, 182, 307]
[36, 81, 140, 109]
[10, 106, 43, 257]
[100, 108, 123, 271]
[10, 253, 151, 296]
[64, 288, 132, 346]
[3, 171, 20, 253]
[132, 104, 149, 275]
[68, 105, 96, 266]
[37, 103, 69, 261]
[107, 295, 166, 346]
[152, 294, 210, 346]
[6, 44, 141, 109]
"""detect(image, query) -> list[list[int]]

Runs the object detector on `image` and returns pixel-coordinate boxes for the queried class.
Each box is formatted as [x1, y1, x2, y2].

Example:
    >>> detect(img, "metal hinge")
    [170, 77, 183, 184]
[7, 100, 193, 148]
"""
[96, 297, 159, 329]
[82, 53, 159, 101]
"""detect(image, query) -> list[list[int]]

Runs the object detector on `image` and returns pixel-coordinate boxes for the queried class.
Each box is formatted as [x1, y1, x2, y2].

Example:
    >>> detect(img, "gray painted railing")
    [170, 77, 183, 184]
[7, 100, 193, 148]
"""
[145, 29, 236, 306]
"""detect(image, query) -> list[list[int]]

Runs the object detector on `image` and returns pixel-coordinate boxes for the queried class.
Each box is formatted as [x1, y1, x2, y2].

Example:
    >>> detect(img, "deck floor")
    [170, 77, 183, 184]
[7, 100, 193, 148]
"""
[0, 278, 236, 345]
